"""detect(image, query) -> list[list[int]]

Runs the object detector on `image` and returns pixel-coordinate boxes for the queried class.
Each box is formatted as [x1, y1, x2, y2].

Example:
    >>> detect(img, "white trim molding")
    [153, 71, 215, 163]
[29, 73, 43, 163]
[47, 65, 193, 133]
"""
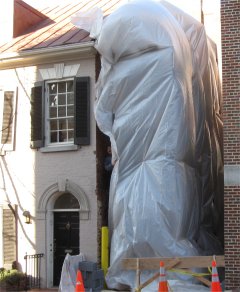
[0, 42, 96, 70]
[224, 165, 240, 186]
[37, 180, 91, 288]
[37, 180, 90, 219]
[39, 63, 81, 80]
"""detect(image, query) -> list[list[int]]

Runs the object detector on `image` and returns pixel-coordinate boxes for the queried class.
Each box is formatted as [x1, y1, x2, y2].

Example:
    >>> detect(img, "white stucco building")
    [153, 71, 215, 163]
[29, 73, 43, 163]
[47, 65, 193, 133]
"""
[0, 1, 105, 288]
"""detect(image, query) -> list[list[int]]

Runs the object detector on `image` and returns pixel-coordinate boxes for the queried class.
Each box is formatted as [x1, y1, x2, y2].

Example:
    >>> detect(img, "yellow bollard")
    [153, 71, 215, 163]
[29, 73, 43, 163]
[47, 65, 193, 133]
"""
[101, 226, 109, 278]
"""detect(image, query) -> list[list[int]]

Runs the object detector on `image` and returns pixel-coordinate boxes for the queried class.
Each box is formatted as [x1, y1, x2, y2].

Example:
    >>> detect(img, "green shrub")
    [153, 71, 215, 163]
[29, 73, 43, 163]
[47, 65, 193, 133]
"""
[0, 269, 26, 291]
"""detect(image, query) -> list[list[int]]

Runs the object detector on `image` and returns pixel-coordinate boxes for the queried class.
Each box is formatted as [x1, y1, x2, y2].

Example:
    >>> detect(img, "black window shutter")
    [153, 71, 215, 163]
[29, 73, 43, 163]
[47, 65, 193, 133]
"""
[30, 82, 44, 149]
[74, 77, 90, 145]
[1, 91, 14, 144]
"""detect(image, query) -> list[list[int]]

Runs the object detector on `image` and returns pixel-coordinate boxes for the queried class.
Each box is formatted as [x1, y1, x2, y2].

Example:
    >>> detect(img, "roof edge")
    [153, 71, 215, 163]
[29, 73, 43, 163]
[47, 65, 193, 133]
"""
[0, 42, 96, 70]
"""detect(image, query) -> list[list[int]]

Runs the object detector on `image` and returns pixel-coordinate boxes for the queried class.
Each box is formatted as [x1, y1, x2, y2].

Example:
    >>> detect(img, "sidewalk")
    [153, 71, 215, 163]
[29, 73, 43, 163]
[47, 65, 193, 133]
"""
[27, 288, 240, 292]
[29, 290, 118, 292]
[27, 287, 129, 292]
[29, 288, 58, 292]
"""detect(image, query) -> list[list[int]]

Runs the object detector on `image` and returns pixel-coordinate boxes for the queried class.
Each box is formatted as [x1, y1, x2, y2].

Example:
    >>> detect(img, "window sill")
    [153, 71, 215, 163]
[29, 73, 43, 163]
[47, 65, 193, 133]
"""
[40, 144, 79, 153]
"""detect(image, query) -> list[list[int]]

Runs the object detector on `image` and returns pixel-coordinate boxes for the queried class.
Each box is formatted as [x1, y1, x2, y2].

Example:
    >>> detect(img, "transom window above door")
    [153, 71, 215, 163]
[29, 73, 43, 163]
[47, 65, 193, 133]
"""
[46, 79, 74, 144]
[54, 192, 80, 209]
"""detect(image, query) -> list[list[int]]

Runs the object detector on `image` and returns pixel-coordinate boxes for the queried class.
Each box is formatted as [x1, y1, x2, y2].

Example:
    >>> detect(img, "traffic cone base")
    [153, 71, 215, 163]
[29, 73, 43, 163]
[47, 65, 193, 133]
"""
[158, 281, 168, 292]
[75, 270, 85, 292]
[211, 260, 222, 292]
[158, 261, 168, 292]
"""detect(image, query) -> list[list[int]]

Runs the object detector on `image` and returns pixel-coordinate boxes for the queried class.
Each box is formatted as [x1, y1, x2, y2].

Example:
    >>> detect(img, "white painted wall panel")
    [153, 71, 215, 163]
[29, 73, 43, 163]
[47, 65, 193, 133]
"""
[0, 58, 98, 287]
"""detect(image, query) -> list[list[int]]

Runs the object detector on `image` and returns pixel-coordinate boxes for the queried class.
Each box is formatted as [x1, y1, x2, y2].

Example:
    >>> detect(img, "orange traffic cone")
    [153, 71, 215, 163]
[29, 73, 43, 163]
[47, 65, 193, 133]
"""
[158, 261, 169, 292]
[75, 270, 85, 292]
[211, 260, 222, 292]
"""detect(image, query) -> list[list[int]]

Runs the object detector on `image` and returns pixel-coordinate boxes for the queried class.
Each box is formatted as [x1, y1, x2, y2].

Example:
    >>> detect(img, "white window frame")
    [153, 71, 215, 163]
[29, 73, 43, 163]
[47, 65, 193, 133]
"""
[0, 86, 17, 152]
[45, 78, 75, 148]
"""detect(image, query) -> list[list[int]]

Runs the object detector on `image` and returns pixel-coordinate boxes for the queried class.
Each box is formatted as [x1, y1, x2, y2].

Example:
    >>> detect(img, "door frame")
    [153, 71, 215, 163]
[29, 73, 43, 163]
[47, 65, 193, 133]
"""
[37, 181, 90, 289]
[53, 210, 80, 286]
[47, 208, 80, 288]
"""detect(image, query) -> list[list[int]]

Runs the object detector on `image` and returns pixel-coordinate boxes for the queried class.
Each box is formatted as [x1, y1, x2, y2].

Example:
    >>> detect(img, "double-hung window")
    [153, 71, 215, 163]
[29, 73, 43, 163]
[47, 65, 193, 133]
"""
[46, 79, 74, 145]
[30, 77, 90, 151]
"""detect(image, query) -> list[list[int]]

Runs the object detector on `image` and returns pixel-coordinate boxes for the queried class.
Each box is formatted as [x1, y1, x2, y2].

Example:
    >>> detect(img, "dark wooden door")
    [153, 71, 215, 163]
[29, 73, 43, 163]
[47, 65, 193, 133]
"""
[53, 212, 79, 286]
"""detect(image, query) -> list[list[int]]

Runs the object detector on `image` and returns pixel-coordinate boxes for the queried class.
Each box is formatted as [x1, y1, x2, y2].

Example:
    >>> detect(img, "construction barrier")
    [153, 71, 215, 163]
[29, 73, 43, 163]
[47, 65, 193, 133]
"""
[122, 255, 225, 292]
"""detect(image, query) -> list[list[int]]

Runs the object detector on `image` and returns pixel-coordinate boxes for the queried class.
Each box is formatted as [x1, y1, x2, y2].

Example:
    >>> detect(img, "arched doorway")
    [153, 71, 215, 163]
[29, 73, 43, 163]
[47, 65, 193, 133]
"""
[53, 192, 80, 286]
[37, 180, 90, 288]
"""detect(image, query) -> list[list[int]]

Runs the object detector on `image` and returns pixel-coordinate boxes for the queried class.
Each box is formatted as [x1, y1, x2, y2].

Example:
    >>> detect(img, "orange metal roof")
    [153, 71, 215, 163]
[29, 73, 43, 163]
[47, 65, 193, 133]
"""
[0, 0, 122, 54]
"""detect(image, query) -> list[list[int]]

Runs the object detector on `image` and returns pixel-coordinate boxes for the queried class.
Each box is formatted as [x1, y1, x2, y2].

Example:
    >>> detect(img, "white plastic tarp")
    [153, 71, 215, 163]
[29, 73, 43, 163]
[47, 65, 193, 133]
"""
[72, 1, 223, 290]
[58, 253, 85, 292]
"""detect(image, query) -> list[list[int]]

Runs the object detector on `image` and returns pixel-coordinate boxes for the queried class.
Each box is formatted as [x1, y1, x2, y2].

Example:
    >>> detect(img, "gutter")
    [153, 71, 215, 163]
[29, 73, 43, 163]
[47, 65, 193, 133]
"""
[0, 41, 97, 70]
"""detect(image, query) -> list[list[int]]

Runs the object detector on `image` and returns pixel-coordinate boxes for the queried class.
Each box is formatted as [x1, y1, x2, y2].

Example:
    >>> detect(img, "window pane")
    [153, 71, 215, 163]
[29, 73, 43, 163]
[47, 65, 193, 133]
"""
[68, 118, 74, 129]
[67, 93, 74, 104]
[58, 107, 66, 117]
[58, 94, 66, 105]
[54, 193, 80, 209]
[59, 131, 67, 142]
[46, 79, 75, 145]
[50, 95, 57, 106]
[67, 81, 73, 92]
[50, 120, 58, 131]
[59, 131, 66, 142]
[59, 119, 67, 130]
[50, 107, 57, 118]
[67, 106, 74, 116]
[68, 130, 74, 141]
[49, 83, 57, 94]
[58, 82, 66, 93]
[50, 131, 58, 143]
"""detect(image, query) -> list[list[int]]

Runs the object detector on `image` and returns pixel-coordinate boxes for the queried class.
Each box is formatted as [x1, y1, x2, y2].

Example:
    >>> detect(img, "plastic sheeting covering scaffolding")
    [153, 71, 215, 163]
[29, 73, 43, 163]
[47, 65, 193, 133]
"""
[72, 0, 224, 290]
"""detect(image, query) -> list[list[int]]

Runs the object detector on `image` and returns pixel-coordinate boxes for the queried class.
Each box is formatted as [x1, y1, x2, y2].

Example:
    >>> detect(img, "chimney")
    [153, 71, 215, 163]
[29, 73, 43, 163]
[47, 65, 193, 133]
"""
[0, 0, 47, 45]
